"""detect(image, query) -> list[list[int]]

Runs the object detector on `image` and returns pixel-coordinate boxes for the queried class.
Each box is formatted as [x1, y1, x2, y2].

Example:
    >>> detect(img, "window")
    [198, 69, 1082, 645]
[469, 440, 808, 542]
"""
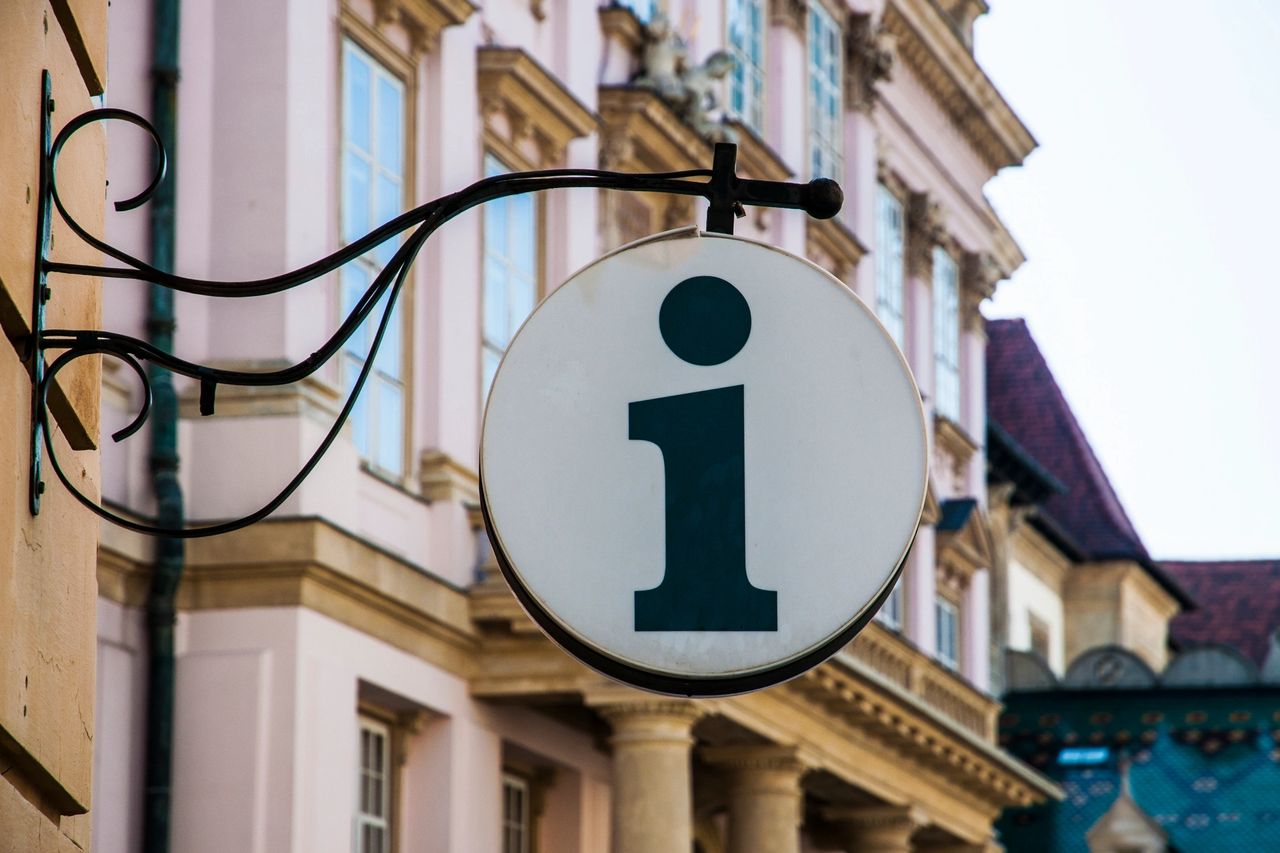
[356, 718, 392, 853]
[482, 154, 539, 401]
[502, 773, 531, 853]
[874, 184, 905, 347]
[341, 39, 407, 477]
[807, 3, 843, 180]
[932, 246, 960, 422]
[935, 596, 959, 670]
[726, 0, 766, 133]
[620, 0, 656, 22]
[876, 582, 904, 630]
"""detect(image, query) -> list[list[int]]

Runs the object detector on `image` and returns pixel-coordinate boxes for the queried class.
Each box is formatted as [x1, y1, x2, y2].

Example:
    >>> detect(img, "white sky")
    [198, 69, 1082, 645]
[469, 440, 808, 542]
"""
[974, 1, 1280, 559]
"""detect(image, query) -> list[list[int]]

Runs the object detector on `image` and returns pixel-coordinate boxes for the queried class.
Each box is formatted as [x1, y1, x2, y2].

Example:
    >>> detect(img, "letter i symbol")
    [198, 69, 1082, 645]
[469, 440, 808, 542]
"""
[629, 276, 778, 631]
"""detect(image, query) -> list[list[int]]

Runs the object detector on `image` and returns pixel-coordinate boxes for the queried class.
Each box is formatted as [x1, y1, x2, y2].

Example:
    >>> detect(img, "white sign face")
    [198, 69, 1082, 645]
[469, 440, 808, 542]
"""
[481, 229, 927, 696]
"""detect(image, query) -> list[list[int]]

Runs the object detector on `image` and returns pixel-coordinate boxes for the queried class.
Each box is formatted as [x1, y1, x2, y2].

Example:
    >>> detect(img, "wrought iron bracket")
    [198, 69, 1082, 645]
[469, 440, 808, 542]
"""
[27, 70, 843, 537]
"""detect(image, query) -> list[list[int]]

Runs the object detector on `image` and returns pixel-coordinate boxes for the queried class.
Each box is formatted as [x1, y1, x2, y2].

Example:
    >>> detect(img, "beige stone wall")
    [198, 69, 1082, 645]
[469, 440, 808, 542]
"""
[1062, 561, 1178, 672]
[0, 1, 106, 851]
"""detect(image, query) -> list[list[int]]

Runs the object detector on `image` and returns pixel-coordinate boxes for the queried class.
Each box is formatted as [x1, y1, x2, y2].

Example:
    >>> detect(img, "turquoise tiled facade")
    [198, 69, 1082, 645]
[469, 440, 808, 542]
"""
[998, 689, 1280, 851]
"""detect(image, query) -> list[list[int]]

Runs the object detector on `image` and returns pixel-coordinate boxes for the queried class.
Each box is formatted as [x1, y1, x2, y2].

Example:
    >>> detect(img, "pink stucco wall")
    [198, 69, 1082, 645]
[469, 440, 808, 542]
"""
[94, 1, 1015, 848]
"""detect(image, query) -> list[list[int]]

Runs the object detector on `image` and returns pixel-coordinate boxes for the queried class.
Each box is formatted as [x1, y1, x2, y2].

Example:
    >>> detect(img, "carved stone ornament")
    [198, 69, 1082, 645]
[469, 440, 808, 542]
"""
[845, 13, 895, 111]
[906, 191, 945, 277]
[633, 13, 739, 143]
[961, 251, 1004, 329]
[371, 0, 475, 57]
[770, 0, 807, 34]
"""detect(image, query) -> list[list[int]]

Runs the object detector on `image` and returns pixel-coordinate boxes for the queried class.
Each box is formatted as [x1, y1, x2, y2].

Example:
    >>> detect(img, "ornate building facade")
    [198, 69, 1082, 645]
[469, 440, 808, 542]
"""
[90, 1, 1055, 851]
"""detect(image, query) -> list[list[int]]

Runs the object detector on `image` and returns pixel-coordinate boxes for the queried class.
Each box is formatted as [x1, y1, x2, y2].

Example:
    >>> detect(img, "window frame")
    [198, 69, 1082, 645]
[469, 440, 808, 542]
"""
[355, 715, 395, 853]
[806, 0, 844, 181]
[726, 0, 767, 134]
[932, 245, 961, 423]
[875, 580, 904, 631]
[502, 772, 532, 853]
[479, 150, 544, 408]
[935, 594, 960, 671]
[337, 27, 416, 483]
[874, 182, 906, 348]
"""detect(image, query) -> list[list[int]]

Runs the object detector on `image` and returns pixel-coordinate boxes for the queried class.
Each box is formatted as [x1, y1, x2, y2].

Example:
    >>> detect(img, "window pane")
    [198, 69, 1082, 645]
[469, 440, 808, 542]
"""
[343, 152, 372, 246]
[373, 173, 401, 267]
[376, 381, 403, 475]
[482, 346, 501, 402]
[344, 48, 371, 154]
[345, 356, 369, 457]
[508, 276, 535, 341]
[375, 75, 403, 177]
[373, 299, 401, 379]
[511, 194, 535, 272]
[484, 262, 508, 346]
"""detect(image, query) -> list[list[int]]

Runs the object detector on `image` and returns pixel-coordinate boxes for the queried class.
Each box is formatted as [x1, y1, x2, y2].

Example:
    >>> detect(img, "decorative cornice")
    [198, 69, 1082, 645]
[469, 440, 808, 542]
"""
[98, 516, 479, 674]
[882, 0, 1035, 172]
[788, 660, 1061, 810]
[478, 46, 598, 165]
[598, 85, 711, 172]
[372, 0, 475, 56]
[806, 216, 868, 281]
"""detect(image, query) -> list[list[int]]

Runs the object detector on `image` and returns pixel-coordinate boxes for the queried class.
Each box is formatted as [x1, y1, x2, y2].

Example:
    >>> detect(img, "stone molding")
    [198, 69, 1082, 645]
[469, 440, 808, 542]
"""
[478, 46, 598, 166]
[702, 743, 805, 775]
[418, 448, 479, 504]
[881, 0, 1035, 172]
[371, 0, 474, 56]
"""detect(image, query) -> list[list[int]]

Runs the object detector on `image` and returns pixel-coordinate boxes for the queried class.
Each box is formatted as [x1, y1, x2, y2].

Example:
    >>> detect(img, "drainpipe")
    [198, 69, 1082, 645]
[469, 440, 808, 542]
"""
[143, 0, 182, 850]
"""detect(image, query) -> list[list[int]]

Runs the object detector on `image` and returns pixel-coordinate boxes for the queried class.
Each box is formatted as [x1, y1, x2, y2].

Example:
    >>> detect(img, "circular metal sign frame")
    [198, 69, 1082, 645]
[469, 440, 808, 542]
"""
[480, 229, 927, 697]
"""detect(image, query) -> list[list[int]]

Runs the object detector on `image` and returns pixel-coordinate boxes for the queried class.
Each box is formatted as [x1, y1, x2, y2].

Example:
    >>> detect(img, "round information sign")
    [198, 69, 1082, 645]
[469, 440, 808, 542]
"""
[480, 229, 927, 696]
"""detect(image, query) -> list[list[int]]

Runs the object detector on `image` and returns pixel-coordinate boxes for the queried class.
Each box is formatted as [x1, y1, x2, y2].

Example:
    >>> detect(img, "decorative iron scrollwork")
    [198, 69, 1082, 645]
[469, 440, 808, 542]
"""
[28, 71, 842, 538]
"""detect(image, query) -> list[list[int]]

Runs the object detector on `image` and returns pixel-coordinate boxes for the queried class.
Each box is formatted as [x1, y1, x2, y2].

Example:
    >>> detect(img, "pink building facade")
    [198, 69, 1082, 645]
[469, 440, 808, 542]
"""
[91, 1, 1050, 851]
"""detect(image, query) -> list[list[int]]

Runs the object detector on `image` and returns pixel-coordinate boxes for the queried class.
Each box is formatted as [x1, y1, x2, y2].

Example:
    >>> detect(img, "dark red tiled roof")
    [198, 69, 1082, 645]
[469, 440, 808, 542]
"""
[1163, 560, 1280, 666]
[986, 319, 1193, 609]
[986, 318, 1149, 559]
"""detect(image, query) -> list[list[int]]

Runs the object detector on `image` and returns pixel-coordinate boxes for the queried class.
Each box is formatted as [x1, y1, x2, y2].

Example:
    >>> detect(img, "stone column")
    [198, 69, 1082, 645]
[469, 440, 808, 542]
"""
[824, 804, 926, 853]
[703, 745, 806, 853]
[596, 699, 703, 853]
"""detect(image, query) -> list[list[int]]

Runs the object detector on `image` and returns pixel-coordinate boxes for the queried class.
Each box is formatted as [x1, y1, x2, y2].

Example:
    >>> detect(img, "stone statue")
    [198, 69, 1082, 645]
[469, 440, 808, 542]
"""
[634, 14, 738, 143]
[633, 13, 687, 102]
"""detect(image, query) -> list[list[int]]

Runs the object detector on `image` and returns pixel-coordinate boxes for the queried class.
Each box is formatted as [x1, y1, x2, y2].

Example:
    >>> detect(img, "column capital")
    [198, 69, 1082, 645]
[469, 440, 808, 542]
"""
[822, 804, 928, 853]
[706, 744, 806, 853]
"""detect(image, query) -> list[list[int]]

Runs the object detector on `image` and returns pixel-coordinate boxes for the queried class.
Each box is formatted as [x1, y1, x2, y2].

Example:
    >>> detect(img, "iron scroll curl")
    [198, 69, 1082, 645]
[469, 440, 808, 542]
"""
[32, 98, 842, 538]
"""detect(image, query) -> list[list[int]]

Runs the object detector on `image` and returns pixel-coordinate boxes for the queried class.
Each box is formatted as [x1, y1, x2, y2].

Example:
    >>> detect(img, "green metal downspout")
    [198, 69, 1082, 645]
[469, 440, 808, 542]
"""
[143, 0, 182, 850]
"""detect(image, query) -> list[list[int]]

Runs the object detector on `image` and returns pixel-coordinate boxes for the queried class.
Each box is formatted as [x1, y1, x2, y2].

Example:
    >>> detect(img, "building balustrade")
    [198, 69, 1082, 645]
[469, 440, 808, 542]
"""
[846, 622, 999, 740]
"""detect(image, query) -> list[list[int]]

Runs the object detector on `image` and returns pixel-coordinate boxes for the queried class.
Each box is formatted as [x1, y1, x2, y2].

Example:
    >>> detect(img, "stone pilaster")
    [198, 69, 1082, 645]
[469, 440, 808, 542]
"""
[703, 744, 806, 853]
[824, 804, 926, 853]
[595, 698, 704, 853]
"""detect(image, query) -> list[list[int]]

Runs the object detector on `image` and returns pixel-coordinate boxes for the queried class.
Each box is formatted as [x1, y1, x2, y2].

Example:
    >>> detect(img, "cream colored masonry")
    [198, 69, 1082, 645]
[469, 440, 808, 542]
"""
[100, 516, 1058, 852]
